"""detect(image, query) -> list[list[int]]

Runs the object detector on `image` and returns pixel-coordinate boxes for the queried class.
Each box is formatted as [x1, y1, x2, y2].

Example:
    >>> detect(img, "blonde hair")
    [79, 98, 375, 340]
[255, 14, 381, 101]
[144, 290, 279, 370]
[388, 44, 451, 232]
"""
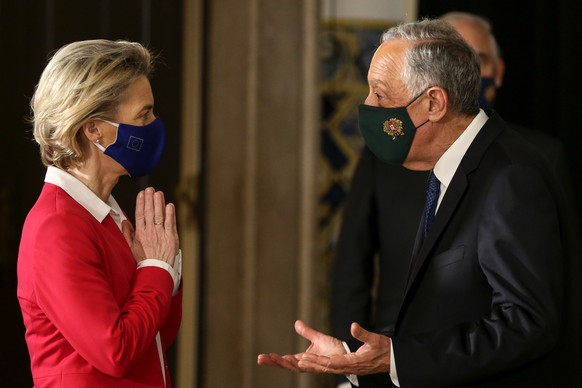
[30, 39, 154, 168]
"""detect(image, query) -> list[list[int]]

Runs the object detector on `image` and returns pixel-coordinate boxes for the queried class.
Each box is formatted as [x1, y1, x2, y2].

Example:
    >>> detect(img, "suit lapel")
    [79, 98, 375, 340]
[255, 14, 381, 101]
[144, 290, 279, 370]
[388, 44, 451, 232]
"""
[403, 112, 506, 297]
[405, 173, 468, 285]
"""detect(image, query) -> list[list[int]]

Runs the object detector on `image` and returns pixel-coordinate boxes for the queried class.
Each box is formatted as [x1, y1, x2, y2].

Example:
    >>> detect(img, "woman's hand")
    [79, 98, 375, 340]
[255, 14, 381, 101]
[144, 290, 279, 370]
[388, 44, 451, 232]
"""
[122, 187, 179, 265]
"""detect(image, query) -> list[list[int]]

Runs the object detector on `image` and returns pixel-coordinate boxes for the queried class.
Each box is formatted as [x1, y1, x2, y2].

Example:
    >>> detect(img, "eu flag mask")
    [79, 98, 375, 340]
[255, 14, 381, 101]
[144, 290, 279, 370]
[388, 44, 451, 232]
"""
[94, 117, 167, 177]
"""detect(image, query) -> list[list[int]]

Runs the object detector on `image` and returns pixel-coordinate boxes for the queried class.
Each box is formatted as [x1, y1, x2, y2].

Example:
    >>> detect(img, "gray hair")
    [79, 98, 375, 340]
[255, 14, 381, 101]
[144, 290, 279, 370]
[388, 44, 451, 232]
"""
[381, 18, 481, 116]
[30, 39, 154, 169]
[440, 11, 502, 60]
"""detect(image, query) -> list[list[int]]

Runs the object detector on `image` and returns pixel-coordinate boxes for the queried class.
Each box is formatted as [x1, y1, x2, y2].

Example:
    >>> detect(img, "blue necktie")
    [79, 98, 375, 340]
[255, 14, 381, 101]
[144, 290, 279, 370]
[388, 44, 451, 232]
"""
[423, 170, 440, 238]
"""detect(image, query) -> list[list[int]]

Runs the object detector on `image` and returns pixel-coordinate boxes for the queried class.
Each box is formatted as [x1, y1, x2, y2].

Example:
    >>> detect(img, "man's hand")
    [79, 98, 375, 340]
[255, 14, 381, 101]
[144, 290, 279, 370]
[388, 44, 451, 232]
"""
[257, 320, 391, 376]
[298, 321, 392, 375]
[257, 320, 346, 372]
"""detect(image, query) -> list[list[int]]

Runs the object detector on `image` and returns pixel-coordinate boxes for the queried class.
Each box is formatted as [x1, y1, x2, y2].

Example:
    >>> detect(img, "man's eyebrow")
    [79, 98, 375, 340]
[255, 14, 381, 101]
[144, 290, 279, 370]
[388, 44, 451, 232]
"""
[369, 79, 387, 87]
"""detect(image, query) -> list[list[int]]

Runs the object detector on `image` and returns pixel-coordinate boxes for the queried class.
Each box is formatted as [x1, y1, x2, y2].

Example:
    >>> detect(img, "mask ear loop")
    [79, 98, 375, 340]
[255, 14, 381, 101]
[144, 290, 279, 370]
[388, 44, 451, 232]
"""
[415, 118, 430, 130]
[405, 89, 430, 129]
[102, 119, 120, 128]
[93, 120, 120, 151]
[405, 89, 428, 108]
[93, 140, 107, 152]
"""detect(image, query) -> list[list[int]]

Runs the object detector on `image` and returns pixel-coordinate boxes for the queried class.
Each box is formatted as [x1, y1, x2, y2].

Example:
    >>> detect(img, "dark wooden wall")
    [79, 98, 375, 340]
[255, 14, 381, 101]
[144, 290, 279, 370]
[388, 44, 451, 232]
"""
[0, 1, 183, 385]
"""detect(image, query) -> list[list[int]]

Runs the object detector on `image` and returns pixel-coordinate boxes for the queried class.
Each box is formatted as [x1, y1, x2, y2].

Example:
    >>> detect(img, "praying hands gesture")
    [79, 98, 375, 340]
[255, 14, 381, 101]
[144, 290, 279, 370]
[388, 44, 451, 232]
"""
[257, 320, 392, 376]
[122, 187, 179, 266]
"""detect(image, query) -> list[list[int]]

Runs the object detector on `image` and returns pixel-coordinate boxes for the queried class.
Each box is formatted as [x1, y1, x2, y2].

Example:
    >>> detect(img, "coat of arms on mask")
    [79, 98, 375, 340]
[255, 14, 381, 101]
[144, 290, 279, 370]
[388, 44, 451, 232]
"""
[383, 118, 404, 140]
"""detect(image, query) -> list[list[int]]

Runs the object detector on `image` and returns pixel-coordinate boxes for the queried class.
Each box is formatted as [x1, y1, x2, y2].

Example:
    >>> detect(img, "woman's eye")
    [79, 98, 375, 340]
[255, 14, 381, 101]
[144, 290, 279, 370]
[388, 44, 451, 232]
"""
[141, 111, 153, 121]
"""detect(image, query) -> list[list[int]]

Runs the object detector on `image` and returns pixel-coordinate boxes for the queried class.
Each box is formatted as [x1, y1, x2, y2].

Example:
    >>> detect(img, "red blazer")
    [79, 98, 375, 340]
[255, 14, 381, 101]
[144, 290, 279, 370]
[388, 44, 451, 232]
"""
[17, 183, 182, 387]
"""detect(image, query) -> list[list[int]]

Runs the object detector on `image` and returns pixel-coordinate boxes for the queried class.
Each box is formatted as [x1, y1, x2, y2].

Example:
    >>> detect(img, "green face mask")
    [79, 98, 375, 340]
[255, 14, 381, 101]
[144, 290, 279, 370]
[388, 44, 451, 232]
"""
[358, 91, 428, 164]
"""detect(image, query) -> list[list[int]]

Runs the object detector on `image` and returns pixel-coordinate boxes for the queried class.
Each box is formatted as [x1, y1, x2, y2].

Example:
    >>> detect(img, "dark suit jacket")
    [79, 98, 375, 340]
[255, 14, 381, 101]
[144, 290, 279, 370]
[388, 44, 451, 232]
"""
[331, 112, 581, 387]
[388, 112, 582, 387]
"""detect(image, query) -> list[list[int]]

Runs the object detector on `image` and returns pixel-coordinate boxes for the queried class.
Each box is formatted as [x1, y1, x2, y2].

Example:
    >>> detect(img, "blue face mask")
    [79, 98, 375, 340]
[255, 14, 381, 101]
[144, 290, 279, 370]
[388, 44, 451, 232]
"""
[479, 76, 497, 110]
[95, 117, 166, 177]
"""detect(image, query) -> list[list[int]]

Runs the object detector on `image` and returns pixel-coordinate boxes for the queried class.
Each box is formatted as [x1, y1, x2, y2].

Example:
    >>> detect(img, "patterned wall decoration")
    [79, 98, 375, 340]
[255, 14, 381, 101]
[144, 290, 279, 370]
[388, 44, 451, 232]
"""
[316, 20, 395, 324]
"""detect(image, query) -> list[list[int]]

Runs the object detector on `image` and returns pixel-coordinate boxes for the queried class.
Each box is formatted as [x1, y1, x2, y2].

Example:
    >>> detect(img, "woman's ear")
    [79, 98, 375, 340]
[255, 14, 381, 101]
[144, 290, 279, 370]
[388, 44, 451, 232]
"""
[81, 121, 102, 143]
[426, 87, 447, 121]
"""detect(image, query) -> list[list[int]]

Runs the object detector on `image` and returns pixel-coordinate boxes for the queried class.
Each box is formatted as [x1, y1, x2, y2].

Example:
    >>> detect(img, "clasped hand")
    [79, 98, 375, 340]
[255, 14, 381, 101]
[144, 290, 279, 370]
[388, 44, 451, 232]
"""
[122, 187, 179, 266]
[257, 320, 391, 376]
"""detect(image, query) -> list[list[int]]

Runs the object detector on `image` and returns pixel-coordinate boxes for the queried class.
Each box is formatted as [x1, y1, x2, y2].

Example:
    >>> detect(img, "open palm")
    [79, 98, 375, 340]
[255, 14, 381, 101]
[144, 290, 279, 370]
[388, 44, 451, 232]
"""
[257, 320, 345, 372]
[257, 320, 391, 376]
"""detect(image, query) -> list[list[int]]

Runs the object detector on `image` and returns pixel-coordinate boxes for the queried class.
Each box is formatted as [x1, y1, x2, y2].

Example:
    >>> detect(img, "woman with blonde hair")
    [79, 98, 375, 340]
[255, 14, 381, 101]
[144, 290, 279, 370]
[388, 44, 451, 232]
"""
[17, 39, 182, 387]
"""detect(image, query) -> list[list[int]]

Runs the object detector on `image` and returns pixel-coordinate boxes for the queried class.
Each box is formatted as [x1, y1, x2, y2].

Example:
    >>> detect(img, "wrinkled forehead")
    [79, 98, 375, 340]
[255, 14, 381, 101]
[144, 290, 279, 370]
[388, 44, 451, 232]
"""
[368, 40, 410, 85]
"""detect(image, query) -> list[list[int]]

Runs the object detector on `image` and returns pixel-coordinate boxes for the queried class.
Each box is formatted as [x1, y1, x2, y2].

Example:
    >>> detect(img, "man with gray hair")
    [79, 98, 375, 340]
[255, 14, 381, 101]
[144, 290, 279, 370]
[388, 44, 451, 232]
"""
[258, 18, 581, 387]
[328, 12, 578, 388]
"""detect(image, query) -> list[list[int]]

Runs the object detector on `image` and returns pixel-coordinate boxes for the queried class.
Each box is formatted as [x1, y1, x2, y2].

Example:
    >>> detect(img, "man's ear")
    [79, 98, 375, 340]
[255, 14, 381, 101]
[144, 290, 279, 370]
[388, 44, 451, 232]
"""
[81, 121, 102, 143]
[426, 87, 447, 121]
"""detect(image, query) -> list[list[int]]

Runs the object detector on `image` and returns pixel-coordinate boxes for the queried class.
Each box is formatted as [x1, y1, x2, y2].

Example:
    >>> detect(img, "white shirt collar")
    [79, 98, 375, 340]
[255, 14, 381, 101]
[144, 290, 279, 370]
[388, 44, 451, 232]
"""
[433, 109, 489, 192]
[44, 166, 126, 227]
